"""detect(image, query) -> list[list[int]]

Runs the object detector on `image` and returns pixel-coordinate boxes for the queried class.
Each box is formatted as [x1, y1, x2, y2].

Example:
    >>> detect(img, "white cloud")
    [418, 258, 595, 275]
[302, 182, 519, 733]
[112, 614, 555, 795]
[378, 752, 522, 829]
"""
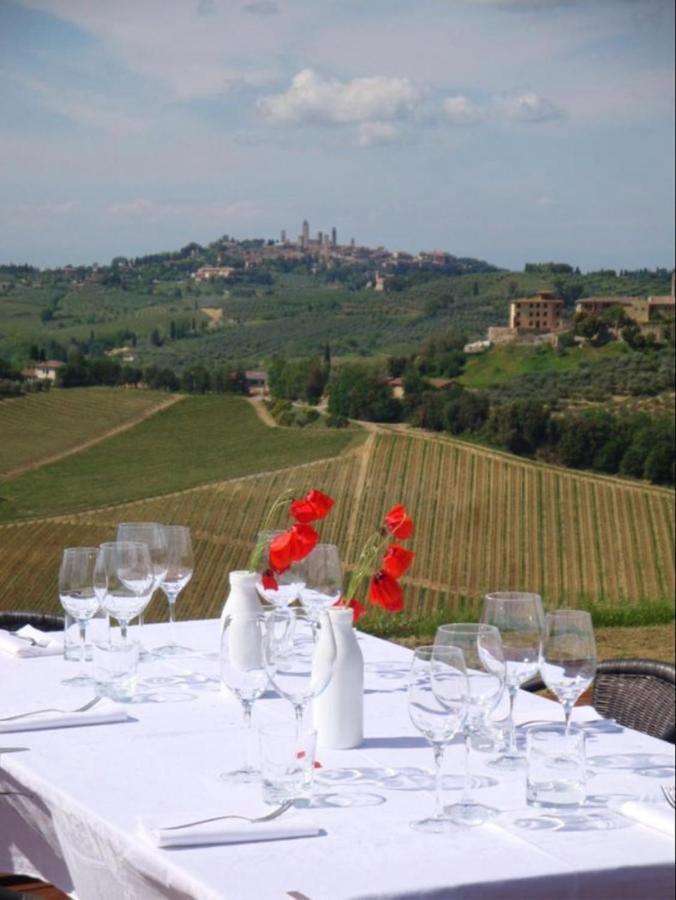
[242, 1, 279, 15]
[442, 95, 485, 125]
[106, 198, 260, 226]
[11, 201, 80, 226]
[494, 91, 565, 122]
[257, 69, 419, 126]
[355, 122, 402, 147]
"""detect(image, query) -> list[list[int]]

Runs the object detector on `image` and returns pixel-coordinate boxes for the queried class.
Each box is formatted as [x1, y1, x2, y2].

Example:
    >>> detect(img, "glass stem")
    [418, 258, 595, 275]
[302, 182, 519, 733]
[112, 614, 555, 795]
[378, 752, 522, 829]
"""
[77, 619, 87, 676]
[242, 700, 253, 772]
[506, 684, 518, 754]
[432, 743, 445, 820]
[294, 703, 305, 738]
[120, 620, 128, 643]
[462, 731, 473, 806]
[167, 594, 177, 646]
[563, 701, 573, 736]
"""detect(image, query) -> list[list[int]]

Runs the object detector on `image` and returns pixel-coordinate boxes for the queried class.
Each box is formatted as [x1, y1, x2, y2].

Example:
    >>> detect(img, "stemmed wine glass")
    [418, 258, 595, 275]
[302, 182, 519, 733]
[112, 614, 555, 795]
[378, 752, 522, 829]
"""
[220, 611, 267, 783]
[262, 607, 336, 734]
[540, 610, 596, 734]
[407, 645, 468, 833]
[255, 531, 304, 608]
[117, 522, 168, 651]
[58, 547, 100, 687]
[154, 525, 194, 657]
[95, 542, 154, 643]
[297, 544, 342, 626]
[481, 591, 544, 769]
[434, 623, 505, 825]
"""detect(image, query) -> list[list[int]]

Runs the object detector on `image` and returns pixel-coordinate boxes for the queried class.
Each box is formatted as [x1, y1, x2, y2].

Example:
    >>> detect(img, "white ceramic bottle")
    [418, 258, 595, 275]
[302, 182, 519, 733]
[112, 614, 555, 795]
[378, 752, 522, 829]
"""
[313, 606, 364, 749]
[220, 570, 263, 632]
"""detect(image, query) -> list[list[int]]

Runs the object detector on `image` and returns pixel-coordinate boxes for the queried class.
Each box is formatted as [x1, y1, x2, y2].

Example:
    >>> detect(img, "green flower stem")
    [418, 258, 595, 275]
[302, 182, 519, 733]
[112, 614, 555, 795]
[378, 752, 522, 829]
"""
[345, 527, 390, 605]
[247, 489, 295, 572]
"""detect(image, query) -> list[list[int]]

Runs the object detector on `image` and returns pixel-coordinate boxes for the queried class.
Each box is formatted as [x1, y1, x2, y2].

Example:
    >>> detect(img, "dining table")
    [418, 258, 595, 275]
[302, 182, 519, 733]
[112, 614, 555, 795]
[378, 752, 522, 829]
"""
[1, 618, 674, 900]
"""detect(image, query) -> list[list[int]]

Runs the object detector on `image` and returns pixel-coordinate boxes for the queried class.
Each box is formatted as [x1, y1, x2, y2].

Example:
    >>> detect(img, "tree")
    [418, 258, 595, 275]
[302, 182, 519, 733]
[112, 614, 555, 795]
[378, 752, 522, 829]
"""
[328, 365, 402, 422]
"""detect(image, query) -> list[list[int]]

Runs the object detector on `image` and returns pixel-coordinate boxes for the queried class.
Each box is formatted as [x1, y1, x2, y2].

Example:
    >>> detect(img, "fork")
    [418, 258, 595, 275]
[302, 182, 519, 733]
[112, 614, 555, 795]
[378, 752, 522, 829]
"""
[160, 799, 294, 831]
[661, 784, 675, 809]
[14, 633, 50, 648]
[0, 697, 102, 723]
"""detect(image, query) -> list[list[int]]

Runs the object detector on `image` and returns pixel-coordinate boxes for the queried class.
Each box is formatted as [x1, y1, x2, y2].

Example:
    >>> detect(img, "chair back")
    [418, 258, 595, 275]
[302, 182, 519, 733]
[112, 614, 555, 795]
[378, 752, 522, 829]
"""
[0, 610, 65, 633]
[592, 659, 675, 743]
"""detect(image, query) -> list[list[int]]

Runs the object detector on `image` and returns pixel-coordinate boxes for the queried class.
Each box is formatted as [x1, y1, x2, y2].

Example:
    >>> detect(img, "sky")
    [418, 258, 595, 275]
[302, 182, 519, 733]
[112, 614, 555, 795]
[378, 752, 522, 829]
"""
[0, 0, 674, 271]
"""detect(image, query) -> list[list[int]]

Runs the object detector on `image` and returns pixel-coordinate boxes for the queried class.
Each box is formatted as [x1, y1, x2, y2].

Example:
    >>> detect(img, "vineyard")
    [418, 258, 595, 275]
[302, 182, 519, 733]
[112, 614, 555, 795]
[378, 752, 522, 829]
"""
[0, 388, 180, 477]
[1, 428, 673, 625]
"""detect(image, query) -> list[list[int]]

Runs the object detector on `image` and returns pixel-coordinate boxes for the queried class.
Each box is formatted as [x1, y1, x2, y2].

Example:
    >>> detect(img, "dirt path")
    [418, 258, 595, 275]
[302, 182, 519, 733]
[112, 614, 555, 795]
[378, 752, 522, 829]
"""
[247, 397, 277, 428]
[3, 394, 185, 480]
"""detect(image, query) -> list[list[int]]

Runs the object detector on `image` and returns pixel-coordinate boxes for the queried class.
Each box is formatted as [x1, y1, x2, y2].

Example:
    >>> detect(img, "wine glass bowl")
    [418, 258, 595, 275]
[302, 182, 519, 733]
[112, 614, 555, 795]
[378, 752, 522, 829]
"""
[297, 544, 342, 624]
[255, 530, 304, 608]
[155, 525, 194, 657]
[95, 542, 154, 642]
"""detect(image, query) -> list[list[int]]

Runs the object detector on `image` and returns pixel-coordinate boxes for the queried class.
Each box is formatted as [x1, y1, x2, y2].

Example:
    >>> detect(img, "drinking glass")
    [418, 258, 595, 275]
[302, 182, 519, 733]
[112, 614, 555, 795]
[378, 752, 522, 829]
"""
[259, 724, 317, 806]
[540, 610, 596, 733]
[408, 645, 468, 833]
[262, 607, 336, 734]
[255, 530, 304, 608]
[219, 611, 268, 783]
[58, 547, 100, 687]
[526, 724, 587, 807]
[297, 544, 342, 626]
[95, 542, 154, 643]
[481, 591, 544, 769]
[155, 525, 194, 657]
[117, 522, 169, 649]
[434, 623, 505, 825]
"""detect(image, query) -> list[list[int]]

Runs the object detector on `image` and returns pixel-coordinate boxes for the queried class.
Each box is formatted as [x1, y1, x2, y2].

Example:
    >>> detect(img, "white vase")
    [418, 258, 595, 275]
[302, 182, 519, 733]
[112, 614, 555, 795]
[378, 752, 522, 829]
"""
[313, 607, 364, 750]
[220, 570, 262, 631]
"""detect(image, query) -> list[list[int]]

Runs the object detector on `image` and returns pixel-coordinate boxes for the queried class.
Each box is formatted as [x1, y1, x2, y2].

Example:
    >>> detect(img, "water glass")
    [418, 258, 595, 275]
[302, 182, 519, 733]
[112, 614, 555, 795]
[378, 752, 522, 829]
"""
[526, 724, 586, 808]
[64, 610, 110, 661]
[92, 640, 140, 701]
[259, 725, 317, 806]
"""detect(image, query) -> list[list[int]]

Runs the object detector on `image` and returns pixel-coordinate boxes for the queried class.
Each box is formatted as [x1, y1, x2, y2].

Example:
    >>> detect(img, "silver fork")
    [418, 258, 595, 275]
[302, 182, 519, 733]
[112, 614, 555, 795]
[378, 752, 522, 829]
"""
[661, 784, 675, 809]
[160, 799, 294, 831]
[0, 697, 102, 723]
[14, 633, 50, 648]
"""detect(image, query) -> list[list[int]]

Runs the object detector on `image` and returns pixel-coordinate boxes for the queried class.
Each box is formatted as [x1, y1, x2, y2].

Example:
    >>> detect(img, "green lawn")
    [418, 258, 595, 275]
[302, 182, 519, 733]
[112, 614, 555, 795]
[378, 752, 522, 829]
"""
[459, 342, 628, 389]
[0, 395, 362, 523]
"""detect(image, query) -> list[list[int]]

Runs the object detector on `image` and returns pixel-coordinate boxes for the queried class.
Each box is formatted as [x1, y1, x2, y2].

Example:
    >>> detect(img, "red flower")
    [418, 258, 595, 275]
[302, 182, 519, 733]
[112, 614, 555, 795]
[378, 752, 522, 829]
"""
[370, 571, 404, 612]
[269, 524, 318, 571]
[290, 490, 335, 524]
[382, 545, 415, 579]
[262, 569, 278, 591]
[384, 504, 414, 540]
[338, 597, 367, 623]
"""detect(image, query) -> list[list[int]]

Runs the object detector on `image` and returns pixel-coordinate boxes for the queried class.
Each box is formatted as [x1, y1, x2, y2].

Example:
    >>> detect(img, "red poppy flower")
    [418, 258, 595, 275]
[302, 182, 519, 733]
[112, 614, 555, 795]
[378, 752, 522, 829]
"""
[337, 597, 367, 623]
[382, 545, 415, 579]
[290, 489, 335, 524]
[262, 569, 278, 590]
[269, 524, 318, 571]
[370, 571, 404, 612]
[384, 504, 414, 540]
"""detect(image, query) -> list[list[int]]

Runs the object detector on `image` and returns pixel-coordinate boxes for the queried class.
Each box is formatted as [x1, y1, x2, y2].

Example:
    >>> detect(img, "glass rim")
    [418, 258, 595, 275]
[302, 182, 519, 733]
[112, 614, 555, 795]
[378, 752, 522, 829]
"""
[62, 546, 100, 554]
[436, 623, 500, 635]
[525, 723, 586, 740]
[117, 521, 162, 528]
[484, 591, 542, 603]
[545, 608, 592, 620]
[412, 644, 465, 661]
[99, 541, 151, 550]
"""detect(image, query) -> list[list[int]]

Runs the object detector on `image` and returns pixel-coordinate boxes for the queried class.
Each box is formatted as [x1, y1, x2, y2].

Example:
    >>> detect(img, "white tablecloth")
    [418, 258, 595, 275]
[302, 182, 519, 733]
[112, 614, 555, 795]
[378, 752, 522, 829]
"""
[1, 619, 674, 900]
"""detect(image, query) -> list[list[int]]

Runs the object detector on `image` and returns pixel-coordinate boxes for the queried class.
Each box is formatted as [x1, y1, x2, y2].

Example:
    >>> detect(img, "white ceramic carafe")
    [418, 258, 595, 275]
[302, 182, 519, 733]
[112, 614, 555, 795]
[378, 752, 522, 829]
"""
[313, 607, 364, 749]
[220, 570, 263, 632]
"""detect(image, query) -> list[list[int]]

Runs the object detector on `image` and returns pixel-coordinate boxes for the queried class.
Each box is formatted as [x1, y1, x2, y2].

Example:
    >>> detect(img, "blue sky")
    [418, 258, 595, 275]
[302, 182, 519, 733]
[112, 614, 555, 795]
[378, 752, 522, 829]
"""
[0, 0, 674, 270]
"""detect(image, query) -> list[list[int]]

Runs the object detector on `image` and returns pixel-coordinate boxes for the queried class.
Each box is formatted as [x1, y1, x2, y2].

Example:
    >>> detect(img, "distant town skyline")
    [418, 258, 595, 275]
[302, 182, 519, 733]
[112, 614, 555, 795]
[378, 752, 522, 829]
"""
[0, 0, 674, 270]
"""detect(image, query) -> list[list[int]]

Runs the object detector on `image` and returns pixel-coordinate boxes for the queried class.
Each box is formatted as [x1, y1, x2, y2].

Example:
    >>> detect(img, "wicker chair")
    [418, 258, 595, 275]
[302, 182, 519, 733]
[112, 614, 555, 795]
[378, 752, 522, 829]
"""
[523, 658, 676, 743]
[0, 610, 64, 632]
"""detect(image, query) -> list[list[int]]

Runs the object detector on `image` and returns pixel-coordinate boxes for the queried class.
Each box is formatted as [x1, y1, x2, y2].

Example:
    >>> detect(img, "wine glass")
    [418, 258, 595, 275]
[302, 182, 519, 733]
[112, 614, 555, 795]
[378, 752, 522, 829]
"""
[95, 542, 154, 643]
[481, 591, 544, 769]
[262, 607, 336, 734]
[297, 544, 342, 625]
[220, 611, 267, 783]
[59, 547, 100, 687]
[434, 623, 505, 825]
[407, 645, 468, 833]
[154, 525, 194, 657]
[117, 523, 168, 650]
[255, 530, 304, 608]
[540, 610, 596, 734]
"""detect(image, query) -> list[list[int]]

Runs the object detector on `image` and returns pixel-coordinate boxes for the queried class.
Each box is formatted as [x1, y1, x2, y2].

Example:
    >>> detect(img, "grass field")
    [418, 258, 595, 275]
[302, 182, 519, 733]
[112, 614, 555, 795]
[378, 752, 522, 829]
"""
[0, 394, 362, 523]
[459, 343, 628, 389]
[0, 388, 178, 477]
[1, 417, 672, 636]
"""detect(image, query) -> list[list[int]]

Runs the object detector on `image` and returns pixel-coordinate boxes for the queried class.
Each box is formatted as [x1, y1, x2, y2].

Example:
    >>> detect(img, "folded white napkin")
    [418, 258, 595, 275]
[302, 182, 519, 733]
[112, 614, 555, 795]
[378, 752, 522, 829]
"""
[612, 800, 675, 837]
[141, 816, 322, 848]
[0, 698, 128, 734]
[0, 625, 63, 659]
